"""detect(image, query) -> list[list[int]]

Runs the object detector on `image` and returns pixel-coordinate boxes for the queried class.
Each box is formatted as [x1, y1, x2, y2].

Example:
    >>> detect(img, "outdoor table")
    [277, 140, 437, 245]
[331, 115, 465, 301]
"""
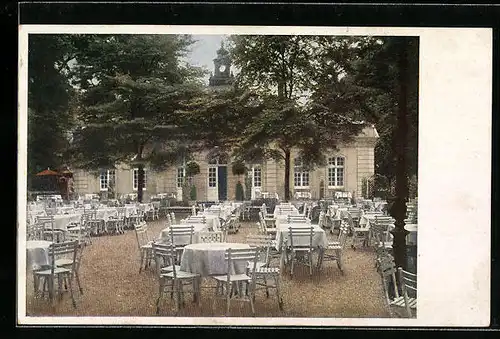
[94, 208, 119, 221]
[185, 214, 220, 231]
[274, 214, 308, 228]
[55, 206, 75, 215]
[400, 223, 418, 245]
[26, 240, 52, 270]
[27, 210, 47, 224]
[273, 205, 299, 218]
[123, 204, 138, 217]
[275, 222, 328, 250]
[53, 213, 82, 231]
[158, 223, 210, 244]
[180, 242, 251, 276]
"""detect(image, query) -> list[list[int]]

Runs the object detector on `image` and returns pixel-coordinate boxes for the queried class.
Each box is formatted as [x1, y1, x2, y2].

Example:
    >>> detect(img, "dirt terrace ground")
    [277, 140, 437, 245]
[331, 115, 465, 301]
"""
[24, 215, 392, 319]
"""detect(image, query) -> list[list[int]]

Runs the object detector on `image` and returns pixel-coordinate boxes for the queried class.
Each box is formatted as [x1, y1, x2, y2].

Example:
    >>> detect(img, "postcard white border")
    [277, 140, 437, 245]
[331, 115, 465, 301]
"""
[17, 25, 492, 327]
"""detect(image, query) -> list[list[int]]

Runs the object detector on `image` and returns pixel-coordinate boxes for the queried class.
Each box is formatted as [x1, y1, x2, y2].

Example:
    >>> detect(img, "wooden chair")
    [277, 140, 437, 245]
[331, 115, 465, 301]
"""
[33, 240, 79, 308]
[198, 231, 224, 243]
[397, 267, 417, 317]
[246, 234, 283, 310]
[212, 248, 260, 316]
[317, 221, 349, 274]
[347, 212, 370, 250]
[55, 233, 85, 296]
[286, 226, 315, 278]
[169, 225, 195, 263]
[134, 222, 154, 273]
[378, 255, 417, 317]
[153, 242, 201, 315]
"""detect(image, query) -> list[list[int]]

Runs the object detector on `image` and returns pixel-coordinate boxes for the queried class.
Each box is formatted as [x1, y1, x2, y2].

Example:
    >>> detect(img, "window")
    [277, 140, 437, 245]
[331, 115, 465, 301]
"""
[208, 167, 217, 188]
[253, 166, 262, 187]
[177, 167, 185, 188]
[328, 156, 345, 187]
[294, 158, 309, 187]
[133, 168, 147, 191]
[99, 169, 115, 191]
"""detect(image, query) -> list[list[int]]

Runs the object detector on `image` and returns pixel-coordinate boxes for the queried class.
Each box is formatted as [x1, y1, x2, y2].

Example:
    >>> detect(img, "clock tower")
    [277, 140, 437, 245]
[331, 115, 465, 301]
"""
[209, 41, 234, 87]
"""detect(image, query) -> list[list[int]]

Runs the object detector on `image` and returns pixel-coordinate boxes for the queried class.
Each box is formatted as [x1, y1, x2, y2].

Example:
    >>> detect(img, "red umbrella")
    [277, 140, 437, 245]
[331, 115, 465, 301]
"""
[36, 168, 60, 176]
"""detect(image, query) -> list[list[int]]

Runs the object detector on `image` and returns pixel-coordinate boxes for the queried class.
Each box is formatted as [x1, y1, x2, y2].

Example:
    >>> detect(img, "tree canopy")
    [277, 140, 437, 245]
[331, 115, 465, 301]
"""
[28, 34, 77, 188]
[227, 35, 377, 200]
[65, 34, 207, 201]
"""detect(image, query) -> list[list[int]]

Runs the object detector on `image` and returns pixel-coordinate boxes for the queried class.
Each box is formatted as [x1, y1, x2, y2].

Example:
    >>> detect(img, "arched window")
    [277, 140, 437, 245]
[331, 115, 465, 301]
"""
[294, 157, 309, 188]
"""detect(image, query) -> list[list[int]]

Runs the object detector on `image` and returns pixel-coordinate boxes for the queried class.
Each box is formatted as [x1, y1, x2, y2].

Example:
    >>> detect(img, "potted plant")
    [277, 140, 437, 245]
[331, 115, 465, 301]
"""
[232, 160, 247, 201]
[185, 161, 200, 203]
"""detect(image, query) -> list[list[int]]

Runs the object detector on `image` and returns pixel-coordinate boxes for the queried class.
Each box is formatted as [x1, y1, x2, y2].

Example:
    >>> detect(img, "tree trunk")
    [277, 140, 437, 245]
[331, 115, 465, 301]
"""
[137, 163, 145, 203]
[390, 37, 410, 271]
[284, 149, 291, 202]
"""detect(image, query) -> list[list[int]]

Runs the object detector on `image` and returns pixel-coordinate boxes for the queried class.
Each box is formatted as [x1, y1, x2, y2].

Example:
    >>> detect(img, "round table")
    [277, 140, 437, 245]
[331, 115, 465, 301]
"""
[180, 242, 250, 276]
[26, 240, 52, 270]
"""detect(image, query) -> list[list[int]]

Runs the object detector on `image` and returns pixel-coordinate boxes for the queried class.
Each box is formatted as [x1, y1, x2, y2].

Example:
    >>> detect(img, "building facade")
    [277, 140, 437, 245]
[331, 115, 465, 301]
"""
[71, 43, 379, 201]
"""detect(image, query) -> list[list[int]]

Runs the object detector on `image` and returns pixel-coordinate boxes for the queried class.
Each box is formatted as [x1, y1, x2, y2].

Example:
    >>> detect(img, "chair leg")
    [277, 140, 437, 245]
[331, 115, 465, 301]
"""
[225, 283, 231, 316]
[74, 270, 83, 294]
[337, 250, 344, 274]
[275, 275, 283, 311]
[139, 251, 145, 273]
[67, 273, 76, 308]
[156, 278, 164, 315]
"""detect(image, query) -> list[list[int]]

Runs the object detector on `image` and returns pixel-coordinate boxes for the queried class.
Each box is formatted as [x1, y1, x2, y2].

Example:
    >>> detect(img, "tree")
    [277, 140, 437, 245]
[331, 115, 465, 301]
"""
[228, 35, 370, 201]
[28, 34, 77, 188]
[66, 34, 206, 202]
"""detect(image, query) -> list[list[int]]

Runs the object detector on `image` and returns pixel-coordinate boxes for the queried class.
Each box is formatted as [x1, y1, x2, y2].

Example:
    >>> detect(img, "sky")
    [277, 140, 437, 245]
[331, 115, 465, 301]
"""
[187, 35, 227, 84]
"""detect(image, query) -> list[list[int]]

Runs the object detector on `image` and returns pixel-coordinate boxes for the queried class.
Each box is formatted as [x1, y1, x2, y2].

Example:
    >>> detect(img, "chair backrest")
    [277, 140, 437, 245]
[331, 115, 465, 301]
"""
[37, 215, 55, 229]
[347, 208, 362, 220]
[224, 247, 259, 283]
[396, 267, 417, 317]
[134, 222, 150, 247]
[379, 254, 399, 304]
[198, 231, 223, 243]
[184, 216, 206, 224]
[169, 225, 194, 246]
[288, 226, 314, 250]
[318, 211, 326, 228]
[49, 240, 78, 273]
[337, 220, 350, 248]
[246, 234, 273, 265]
[152, 241, 176, 278]
[27, 222, 44, 240]
[286, 215, 308, 223]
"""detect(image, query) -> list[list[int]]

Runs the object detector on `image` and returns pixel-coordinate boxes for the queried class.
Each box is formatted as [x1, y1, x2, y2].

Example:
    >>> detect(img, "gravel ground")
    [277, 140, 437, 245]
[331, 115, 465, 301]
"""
[25, 215, 393, 318]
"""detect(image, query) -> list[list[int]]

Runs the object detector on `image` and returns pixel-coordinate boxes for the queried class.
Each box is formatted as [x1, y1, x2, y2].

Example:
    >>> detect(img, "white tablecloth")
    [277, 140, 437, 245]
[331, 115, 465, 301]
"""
[185, 214, 220, 232]
[123, 205, 138, 217]
[159, 223, 210, 244]
[94, 208, 119, 221]
[273, 205, 299, 218]
[180, 242, 251, 276]
[55, 206, 75, 215]
[27, 210, 47, 224]
[53, 213, 82, 231]
[275, 223, 328, 249]
[26, 240, 52, 270]
[274, 214, 309, 228]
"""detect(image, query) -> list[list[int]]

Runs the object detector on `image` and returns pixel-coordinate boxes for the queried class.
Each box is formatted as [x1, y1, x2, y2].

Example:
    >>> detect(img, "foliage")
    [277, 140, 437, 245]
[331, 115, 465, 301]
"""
[185, 161, 200, 177]
[228, 35, 371, 201]
[231, 161, 246, 176]
[28, 34, 78, 187]
[245, 172, 252, 200]
[65, 34, 206, 202]
[235, 181, 244, 201]
[190, 185, 197, 201]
